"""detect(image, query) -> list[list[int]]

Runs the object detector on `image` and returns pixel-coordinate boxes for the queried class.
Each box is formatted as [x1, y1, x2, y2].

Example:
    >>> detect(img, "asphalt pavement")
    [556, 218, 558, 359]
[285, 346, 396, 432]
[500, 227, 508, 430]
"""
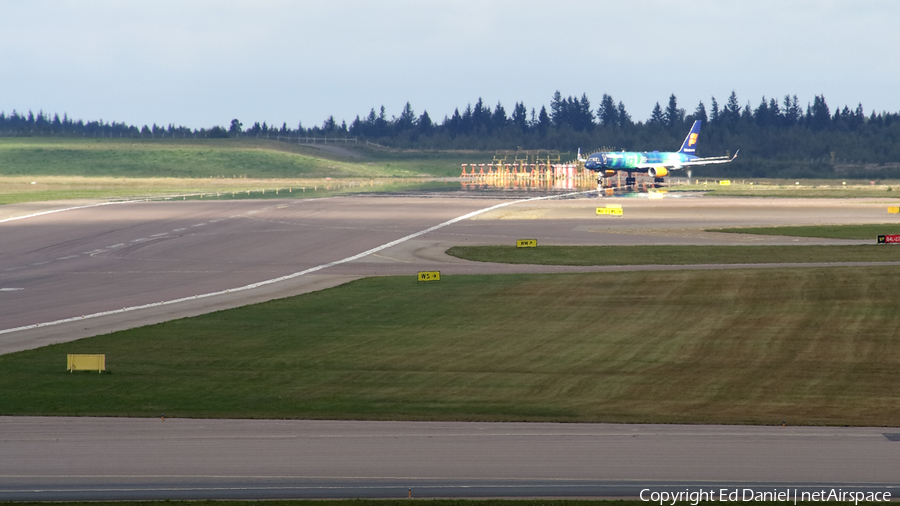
[2, 417, 899, 500]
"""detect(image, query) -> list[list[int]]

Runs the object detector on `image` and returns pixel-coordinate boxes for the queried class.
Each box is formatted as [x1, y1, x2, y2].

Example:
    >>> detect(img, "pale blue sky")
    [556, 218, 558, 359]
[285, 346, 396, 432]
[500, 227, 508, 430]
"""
[2, 0, 897, 130]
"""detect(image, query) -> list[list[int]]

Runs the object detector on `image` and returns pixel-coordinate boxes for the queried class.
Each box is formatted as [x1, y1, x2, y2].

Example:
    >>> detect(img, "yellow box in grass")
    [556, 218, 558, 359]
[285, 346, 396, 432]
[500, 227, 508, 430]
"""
[720, 180, 731, 186]
[67, 354, 105, 373]
[889, 207, 899, 214]
[417, 271, 441, 282]
[516, 239, 537, 248]
[596, 207, 623, 216]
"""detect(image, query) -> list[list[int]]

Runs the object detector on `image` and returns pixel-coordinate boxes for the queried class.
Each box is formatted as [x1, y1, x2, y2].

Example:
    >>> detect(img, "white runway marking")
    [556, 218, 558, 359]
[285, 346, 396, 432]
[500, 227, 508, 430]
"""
[0, 191, 593, 337]
[0, 288, 24, 292]
[3, 216, 233, 276]
[0, 200, 134, 224]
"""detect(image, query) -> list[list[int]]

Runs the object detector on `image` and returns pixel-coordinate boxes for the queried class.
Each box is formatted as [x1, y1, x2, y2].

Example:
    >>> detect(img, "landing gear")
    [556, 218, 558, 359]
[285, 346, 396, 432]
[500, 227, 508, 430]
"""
[625, 176, 636, 188]
[654, 177, 665, 189]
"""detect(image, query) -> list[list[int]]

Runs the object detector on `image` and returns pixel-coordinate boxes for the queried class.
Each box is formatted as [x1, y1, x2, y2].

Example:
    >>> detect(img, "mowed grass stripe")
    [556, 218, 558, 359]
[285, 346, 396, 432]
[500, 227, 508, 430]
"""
[2, 267, 900, 425]
[446, 244, 900, 265]
[0, 178, 461, 205]
[713, 223, 900, 240]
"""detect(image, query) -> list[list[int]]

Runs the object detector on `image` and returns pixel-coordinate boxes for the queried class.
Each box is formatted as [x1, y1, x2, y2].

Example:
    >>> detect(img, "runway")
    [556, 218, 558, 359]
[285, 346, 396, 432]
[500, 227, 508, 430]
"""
[1, 416, 899, 500]
[2, 193, 897, 355]
[2, 192, 900, 500]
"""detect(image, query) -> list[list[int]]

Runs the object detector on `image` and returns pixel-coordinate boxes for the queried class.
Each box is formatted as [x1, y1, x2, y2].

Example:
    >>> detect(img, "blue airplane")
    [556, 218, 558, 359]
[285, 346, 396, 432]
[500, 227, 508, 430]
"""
[582, 120, 738, 188]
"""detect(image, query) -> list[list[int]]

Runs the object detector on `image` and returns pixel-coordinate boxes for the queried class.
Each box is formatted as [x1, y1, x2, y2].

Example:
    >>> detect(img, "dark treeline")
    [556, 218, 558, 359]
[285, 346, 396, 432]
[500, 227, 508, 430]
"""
[4, 91, 900, 178]
[0, 110, 223, 139]
[342, 91, 900, 178]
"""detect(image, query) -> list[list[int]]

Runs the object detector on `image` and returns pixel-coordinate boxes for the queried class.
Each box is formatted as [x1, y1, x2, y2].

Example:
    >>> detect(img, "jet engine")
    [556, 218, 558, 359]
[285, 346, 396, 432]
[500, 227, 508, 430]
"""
[603, 170, 617, 177]
[648, 167, 668, 178]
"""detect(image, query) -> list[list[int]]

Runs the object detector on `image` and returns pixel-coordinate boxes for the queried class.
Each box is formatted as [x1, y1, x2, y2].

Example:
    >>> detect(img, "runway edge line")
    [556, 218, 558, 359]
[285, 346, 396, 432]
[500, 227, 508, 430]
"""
[0, 190, 595, 336]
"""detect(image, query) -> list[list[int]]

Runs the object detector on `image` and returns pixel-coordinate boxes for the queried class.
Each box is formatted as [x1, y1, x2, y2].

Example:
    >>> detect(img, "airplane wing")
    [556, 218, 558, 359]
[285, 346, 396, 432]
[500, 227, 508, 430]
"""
[632, 150, 739, 169]
[681, 150, 740, 166]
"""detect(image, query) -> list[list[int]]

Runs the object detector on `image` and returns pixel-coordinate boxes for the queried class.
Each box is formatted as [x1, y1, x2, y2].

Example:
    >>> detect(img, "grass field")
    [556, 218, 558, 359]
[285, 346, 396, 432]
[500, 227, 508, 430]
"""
[0, 138, 379, 178]
[0, 138, 474, 179]
[0, 138, 481, 204]
[668, 179, 900, 198]
[3, 267, 900, 426]
[0, 502, 817, 506]
[712, 223, 900, 240]
[445, 244, 900, 266]
[0, 175, 461, 205]
[0, 501, 811, 506]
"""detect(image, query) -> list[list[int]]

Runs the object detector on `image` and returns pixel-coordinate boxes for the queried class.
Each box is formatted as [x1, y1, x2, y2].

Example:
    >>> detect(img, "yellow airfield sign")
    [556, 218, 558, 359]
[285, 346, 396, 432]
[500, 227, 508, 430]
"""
[596, 205, 623, 216]
[719, 180, 732, 185]
[417, 271, 441, 282]
[888, 206, 899, 214]
[67, 354, 105, 373]
[516, 239, 537, 248]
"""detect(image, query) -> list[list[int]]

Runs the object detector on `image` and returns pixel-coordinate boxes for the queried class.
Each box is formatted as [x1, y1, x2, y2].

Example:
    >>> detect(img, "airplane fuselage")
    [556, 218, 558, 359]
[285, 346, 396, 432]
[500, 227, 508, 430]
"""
[584, 151, 698, 171]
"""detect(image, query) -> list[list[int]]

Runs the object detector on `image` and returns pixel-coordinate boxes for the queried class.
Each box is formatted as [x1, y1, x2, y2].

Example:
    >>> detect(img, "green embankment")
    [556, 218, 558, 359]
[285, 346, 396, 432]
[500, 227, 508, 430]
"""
[3, 267, 900, 426]
[0, 138, 477, 204]
[0, 138, 473, 179]
[0, 138, 397, 178]
[446, 244, 900, 266]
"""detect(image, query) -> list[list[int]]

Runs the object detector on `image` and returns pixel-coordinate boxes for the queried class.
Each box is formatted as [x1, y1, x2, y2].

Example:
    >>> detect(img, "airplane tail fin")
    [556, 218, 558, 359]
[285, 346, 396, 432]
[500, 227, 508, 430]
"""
[678, 120, 702, 155]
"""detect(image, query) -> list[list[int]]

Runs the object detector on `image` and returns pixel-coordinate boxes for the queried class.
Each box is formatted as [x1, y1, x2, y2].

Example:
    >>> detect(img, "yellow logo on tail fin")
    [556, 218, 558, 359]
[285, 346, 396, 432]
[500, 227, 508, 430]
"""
[688, 133, 698, 146]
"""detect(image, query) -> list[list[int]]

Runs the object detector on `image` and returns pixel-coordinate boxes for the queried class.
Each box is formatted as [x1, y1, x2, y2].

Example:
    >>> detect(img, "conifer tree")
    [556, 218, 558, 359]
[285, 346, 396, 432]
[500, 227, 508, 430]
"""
[550, 91, 564, 127]
[396, 102, 416, 131]
[664, 94, 684, 128]
[725, 91, 740, 123]
[693, 101, 707, 123]
[649, 102, 665, 124]
[417, 110, 433, 134]
[598, 94, 618, 127]
[491, 101, 507, 130]
[511, 102, 528, 131]
[537, 106, 550, 135]
[578, 93, 594, 131]
[616, 101, 631, 126]
[710, 97, 720, 124]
